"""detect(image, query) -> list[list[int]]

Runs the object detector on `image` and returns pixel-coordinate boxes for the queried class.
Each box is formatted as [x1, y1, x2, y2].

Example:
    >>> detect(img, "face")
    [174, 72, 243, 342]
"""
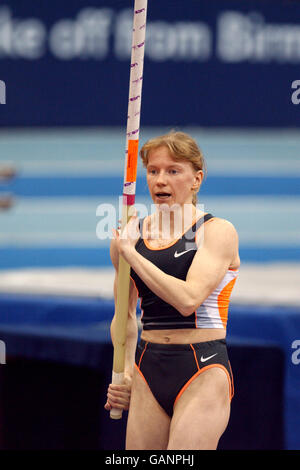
[146, 146, 203, 209]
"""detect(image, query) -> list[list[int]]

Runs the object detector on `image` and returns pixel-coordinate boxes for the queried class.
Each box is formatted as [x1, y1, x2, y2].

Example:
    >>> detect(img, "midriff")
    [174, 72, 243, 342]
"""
[141, 327, 226, 345]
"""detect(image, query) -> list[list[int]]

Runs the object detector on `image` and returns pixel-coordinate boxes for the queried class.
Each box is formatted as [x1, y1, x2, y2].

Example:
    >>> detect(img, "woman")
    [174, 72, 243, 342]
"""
[104, 131, 240, 450]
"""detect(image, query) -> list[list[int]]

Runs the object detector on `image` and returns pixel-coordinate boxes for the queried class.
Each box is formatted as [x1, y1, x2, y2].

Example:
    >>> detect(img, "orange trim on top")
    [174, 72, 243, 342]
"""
[217, 277, 237, 328]
[173, 363, 233, 411]
[142, 213, 208, 251]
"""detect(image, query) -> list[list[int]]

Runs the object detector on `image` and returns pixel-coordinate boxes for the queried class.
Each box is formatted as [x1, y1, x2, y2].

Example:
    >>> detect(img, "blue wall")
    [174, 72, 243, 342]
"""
[0, 0, 300, 127]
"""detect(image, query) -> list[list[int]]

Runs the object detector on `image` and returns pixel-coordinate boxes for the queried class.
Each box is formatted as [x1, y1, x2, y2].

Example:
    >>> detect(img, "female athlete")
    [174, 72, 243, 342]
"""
[104, 131, 240, 450]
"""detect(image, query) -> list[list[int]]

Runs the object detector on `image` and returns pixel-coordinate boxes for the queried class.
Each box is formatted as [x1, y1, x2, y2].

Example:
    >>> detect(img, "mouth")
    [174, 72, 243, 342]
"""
[155, 192, 171, 200]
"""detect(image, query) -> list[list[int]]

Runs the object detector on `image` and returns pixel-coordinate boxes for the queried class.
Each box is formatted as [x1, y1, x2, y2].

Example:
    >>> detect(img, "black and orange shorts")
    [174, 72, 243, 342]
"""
[135, 338, 234, 417]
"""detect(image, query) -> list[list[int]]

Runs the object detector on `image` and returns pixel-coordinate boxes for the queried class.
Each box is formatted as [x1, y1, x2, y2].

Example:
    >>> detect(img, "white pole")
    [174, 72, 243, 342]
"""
[110, 0, 148, 420]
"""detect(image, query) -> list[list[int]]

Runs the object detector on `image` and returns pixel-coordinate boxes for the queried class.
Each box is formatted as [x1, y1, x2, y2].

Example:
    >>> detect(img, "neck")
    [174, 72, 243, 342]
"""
[151, 204, 197, 241]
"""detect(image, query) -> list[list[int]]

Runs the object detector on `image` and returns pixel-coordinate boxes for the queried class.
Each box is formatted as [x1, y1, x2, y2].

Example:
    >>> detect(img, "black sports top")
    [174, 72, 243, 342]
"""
[130, 213, 214, 330]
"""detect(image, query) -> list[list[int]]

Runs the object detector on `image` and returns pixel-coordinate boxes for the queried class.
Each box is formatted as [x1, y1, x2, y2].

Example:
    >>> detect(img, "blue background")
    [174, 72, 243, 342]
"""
[0, 0, 300, 127]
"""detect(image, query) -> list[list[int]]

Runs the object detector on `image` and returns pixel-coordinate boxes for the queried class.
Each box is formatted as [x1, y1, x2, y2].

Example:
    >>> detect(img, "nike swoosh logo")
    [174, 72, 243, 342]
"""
[174, 248, 196, 258]
[200, 353, 218, 363]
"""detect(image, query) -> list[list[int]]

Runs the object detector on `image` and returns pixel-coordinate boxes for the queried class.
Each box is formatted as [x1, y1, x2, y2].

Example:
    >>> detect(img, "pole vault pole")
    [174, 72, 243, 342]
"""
[110, 0, 148, 420]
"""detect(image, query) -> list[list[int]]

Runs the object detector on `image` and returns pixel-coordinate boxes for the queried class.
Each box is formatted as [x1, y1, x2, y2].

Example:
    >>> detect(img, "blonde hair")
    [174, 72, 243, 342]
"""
[140, 130, 207, 205]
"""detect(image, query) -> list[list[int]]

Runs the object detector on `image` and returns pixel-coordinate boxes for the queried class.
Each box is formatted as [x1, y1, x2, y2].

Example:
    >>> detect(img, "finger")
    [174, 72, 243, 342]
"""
[107, 384, 131, 394]
[127, 218, 140, 239]
[107, 398, 129, 410]
[107, 392, 130, 406]
[107, 389, 130, 400]
[107, 392, 130, 404]
[109, 384, 131, 392]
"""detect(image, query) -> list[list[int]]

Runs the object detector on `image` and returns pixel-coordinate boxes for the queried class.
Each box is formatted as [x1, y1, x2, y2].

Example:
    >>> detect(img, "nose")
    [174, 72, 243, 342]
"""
[156, 170, 167, 185]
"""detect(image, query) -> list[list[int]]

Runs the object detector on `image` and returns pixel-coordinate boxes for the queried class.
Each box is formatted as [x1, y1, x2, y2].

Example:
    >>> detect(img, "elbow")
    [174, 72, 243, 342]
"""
[178, 300, 198, 317]
[177, 283, 203, 317]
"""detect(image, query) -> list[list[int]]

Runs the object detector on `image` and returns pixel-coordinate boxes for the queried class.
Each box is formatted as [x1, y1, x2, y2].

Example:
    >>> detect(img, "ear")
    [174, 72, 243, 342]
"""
[191, 170, 204, 192]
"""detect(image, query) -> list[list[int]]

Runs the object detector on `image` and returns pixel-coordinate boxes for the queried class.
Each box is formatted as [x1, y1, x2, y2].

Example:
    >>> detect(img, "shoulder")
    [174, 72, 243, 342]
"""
[197, 216, 239, 251]
[206, 217, 238, 238]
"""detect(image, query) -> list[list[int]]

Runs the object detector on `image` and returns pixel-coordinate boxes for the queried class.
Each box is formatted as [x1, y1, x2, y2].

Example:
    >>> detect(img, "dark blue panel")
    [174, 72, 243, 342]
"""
[0, 0, 300, 127]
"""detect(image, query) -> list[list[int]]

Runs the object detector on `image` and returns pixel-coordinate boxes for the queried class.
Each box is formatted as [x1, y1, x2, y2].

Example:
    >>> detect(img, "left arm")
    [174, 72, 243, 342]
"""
[113, 215, 239, 316]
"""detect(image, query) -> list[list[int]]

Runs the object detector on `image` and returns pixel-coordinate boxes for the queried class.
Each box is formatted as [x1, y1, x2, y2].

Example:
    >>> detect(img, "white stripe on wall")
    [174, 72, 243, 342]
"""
[0, 196, 299, 248]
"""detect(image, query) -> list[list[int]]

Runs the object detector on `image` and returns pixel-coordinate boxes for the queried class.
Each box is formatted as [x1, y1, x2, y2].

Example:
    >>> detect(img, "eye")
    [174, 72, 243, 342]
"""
[147, 168, 156, 175]
[168, 169, 178, 175]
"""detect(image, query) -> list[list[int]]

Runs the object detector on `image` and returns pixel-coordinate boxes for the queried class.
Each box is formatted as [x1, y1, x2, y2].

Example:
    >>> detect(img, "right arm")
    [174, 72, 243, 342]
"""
[104, 238, 139, 412]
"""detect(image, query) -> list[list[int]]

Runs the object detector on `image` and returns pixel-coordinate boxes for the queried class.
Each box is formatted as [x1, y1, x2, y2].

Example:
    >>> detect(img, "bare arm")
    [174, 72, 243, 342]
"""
[104, 239, 139, 412]
[114, 216, 239, 316]
[110, 273, 139, 381]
